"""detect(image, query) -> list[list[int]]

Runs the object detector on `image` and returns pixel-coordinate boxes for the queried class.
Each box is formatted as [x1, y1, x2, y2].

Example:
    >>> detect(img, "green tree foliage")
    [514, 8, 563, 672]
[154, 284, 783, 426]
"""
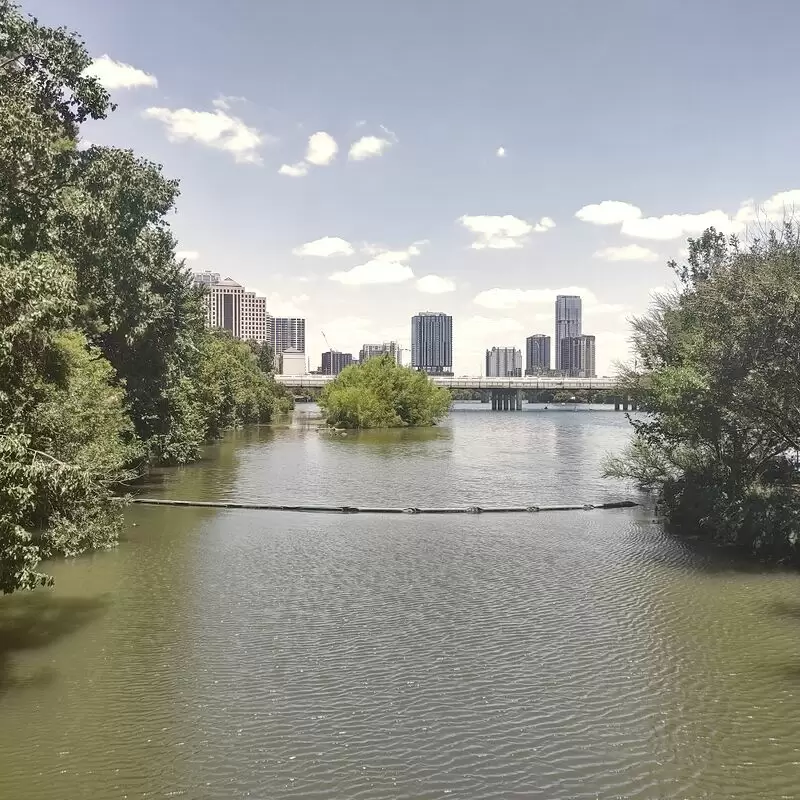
[606, 224, 800, 563]
[0, 0, 111, 254]
[247, 339, 275, 375]
[54, 146, 210, 462]
[195, 332, 291, 439]
[0, 3, 291, 591]
[0, 251, 134, 593]
[319, 354, 452, 429]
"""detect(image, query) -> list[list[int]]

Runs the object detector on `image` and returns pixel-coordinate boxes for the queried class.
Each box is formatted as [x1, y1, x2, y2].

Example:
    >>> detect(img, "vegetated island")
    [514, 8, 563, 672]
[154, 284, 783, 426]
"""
[318, 354, 452, 429]
[606, 224, 800, 566]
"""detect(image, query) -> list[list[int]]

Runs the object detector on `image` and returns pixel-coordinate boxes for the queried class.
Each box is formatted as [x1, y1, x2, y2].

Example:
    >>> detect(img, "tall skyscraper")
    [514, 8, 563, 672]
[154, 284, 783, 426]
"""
[525, 334, 551, 375]
[411, 312, 453, 375]
[321, 351, 353, 375]
[485, 347, 522, 377]
[194, 275, 273, 345]
[273, 317, 306, 354]
[359, 341, 402, 365]
[555, 295, 582, 372]
[559, 335, 596, 378]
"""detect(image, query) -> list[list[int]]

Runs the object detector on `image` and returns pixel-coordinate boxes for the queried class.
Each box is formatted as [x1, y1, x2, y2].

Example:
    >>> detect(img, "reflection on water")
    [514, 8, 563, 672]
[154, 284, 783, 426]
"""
[2, 406, 800, 800]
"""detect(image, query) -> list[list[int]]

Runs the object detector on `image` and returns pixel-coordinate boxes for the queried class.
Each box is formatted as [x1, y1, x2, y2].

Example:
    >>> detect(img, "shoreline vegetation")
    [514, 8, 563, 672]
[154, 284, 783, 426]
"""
[318, 354, 451, 430]
[0, 3, 291, 593]
[606, 225, 800, 566]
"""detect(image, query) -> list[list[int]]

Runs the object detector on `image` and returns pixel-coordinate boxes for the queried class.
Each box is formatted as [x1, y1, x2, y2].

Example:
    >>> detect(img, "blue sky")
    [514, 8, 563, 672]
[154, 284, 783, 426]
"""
[26, 0, 800, 374]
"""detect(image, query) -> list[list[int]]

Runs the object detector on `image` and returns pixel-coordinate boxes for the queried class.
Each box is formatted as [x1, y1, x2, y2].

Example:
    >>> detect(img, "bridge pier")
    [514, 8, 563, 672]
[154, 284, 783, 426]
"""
[489, 389, 524, 411]
[613, 395, 641, 411]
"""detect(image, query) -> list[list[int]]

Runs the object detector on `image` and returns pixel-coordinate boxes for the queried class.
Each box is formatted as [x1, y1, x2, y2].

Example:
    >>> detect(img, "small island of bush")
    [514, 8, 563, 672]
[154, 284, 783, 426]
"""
[318, 354, 452, 429]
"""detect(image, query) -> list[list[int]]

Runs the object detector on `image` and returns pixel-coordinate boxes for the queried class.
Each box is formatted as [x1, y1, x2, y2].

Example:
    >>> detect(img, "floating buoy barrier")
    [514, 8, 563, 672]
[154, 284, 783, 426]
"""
[130, 498, 638, 514]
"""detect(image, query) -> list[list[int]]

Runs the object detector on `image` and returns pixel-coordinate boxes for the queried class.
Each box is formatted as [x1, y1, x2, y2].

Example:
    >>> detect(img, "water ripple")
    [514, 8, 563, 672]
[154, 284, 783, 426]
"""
[2, 412, 800, 798]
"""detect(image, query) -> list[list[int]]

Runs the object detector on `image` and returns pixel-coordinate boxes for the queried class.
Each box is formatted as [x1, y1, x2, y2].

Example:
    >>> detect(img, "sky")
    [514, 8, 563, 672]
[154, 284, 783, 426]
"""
[24, 0, 800, 375]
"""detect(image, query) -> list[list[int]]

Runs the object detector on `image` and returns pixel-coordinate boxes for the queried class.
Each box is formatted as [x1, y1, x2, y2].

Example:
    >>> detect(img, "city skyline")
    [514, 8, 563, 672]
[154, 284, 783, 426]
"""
[196, 271, 601, 377]
[57, 0, 800, 376]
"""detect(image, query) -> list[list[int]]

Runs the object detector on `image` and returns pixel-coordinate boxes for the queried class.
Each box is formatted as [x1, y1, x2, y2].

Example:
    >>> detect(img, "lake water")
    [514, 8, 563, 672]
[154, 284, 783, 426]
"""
[2, 404, 800, 799]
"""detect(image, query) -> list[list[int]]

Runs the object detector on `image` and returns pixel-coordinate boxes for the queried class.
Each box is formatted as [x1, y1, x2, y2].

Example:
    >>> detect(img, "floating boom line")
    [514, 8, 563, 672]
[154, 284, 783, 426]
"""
[130, 499, 638, 514]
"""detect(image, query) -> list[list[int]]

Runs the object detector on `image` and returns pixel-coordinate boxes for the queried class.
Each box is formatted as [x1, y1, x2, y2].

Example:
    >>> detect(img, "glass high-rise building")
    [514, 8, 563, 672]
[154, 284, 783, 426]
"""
[273, 317, 306, 354]
[411, 312, 453, 375]
[359, 341, 402, 365]
[485, 347, 522, 377]
[525, 334, 551, 375]
[321, 351, 353, 375]
[559, 335, 596, 378]
[555, 295, 582, 372]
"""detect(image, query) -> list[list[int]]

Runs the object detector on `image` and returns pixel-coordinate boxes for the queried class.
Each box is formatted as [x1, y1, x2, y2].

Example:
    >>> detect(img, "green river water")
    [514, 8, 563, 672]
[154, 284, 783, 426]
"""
[1, 405, 799, 799]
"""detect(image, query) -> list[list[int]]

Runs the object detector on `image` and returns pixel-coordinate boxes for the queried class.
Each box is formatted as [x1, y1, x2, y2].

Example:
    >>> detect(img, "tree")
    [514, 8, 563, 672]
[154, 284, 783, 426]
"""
[52, 146, 209, 462]
[319, 354, 452, 429]
[195, 332, 291, 439]
[0, 0, 111, 255]
[0, 250, 135, 593]
[0, 3, 299, 591]
[606, 224, 800, 562]
[247, 339, 275, 375]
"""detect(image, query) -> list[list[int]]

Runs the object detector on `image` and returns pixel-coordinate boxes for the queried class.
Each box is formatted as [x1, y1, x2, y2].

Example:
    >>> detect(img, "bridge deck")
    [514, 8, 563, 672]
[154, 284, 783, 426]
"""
[276, 375, 618, 390]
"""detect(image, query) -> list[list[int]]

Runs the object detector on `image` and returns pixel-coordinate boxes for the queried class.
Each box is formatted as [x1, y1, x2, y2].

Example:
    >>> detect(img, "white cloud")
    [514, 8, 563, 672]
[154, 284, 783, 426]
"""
[329, 259, 414, 286]
[279, 162, 308, 177]
[576, 189, 800, 241]
[293, 236, 354, 257]
[363, 242, 424, 263]
[76, 139, 93, 151]
[750, 189, 800, 221]
[82, 54, 157, 89]
[212, 95, 247, 111]
[349, 135, 392, 161]
[417, 275, 456, 294]
[459, 214, 554, 249]
[143, 106, 264, 164]
[305, 131, 338, 166]
[576, 200, 641, 226]
[473, 286, 597, 310]
[263, 292, 309, 318]
[176, 250, 199, 261]
[496, 146, 506, 157]
[593, 244, 659, 262]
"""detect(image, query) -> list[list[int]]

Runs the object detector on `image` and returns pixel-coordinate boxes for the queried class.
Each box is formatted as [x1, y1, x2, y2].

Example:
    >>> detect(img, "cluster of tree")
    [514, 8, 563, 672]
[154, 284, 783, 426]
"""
[606, 225, 800, 564]
[0, 2, 290, 593]
[319, 355, 452, 429]
[450, 389, 485, 401]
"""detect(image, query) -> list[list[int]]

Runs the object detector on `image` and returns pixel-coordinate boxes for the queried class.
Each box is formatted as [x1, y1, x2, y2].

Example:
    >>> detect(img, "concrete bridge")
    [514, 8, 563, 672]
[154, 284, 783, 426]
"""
[275, 375, 637, 411]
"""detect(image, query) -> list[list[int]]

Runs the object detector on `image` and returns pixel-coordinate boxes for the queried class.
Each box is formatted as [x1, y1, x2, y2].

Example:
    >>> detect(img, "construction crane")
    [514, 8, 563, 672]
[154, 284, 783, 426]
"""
[321, 330, 336, 352]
